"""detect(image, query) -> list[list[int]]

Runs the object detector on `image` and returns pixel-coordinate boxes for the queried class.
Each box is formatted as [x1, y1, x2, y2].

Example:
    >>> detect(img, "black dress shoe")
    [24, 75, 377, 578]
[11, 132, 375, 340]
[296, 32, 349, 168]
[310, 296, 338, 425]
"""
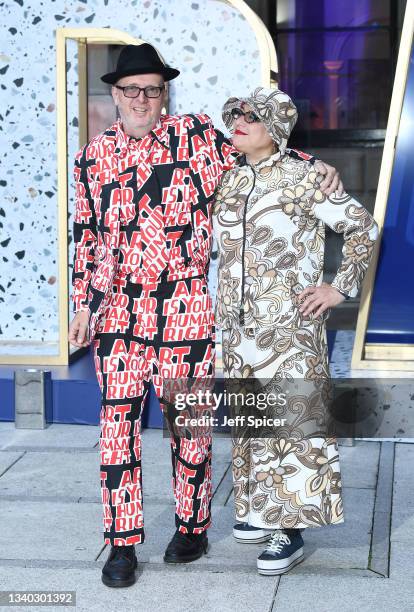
[101, 545, 138, 588]
[163, 530, 208, 563]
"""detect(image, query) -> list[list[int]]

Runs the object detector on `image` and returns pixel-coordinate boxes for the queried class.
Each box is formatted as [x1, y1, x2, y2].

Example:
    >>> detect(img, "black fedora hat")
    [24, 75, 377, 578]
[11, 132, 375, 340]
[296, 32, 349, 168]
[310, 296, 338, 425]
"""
[101, 43, 180, 84]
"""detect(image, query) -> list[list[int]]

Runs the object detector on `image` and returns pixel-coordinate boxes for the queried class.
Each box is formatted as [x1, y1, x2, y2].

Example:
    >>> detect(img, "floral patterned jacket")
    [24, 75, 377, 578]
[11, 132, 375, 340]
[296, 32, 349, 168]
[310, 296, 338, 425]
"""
[213, 152, 379, 330]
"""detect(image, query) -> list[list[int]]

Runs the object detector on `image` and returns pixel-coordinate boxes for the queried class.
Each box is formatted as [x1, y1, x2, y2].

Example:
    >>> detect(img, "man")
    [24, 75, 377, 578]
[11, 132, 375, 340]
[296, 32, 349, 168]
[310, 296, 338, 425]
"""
[68, 43, 343, 588]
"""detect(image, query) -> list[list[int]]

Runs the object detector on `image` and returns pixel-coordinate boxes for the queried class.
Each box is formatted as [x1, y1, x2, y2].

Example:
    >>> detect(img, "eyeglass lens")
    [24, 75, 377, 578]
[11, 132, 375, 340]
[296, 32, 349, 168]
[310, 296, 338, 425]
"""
[231, 108, 259, 123]
[122, 86, 163, 98]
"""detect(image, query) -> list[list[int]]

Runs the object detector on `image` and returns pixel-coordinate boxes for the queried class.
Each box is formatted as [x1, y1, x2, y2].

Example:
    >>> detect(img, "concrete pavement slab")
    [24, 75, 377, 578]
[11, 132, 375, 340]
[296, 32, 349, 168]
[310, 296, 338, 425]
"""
[391, 445, 414, 534]
[0, 565, 278, 612]
[0, 451, 25, 477]
[139, 429, 178, 465]
[0, 425, 397, 612]
[0, 423, 15, 449]
[141, 455, 230, 504]
[0, 448, 230, 506]
[140, 453, 175, 504]
[339, 441, 380, 489]
[139, 429, 232, 502]
[368, 443, 394, 576]
[390, 511, 414, 543]
[140, 429, 232, 459]
[394, 442, 414, 471]
[211, 434, 233, 459]
[208, 487, 374, 573]
[389, 544, 414, 579]
[132, 490, 373, 572]
[292, 486, 373, 572]
[0, 451, 100, 501]
[144, 504, 263, 568]
[273, 574, 412, 612]
[340, 486, 375, 533]
[392, 443, 414, 503]
[212, 462, 233, 506]
[0, 499, 249, 568]
[393, 479, 414, 505]
[0, 501, 103, 562]
[0, 423, 100, 451]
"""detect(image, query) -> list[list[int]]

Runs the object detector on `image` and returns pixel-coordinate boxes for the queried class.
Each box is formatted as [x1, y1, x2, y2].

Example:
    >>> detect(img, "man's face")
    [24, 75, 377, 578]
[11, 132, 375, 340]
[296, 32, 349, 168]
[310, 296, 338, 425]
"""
[111, 73, 165, 137]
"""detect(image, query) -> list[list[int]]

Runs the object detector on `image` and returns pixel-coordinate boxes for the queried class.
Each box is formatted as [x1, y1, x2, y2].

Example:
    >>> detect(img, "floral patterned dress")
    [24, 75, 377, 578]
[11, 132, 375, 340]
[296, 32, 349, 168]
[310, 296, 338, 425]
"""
[212, 151, 378, 529]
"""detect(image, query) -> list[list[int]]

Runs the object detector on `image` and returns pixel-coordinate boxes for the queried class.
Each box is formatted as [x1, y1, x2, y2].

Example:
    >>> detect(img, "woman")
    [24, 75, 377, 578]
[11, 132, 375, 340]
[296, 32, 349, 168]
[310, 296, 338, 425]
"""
[212, 87, 378, 576]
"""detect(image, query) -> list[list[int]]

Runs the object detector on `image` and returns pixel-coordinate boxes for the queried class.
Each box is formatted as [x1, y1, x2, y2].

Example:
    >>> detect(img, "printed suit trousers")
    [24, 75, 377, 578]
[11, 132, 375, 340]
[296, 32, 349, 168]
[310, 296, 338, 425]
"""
[93, 272, 214, 546]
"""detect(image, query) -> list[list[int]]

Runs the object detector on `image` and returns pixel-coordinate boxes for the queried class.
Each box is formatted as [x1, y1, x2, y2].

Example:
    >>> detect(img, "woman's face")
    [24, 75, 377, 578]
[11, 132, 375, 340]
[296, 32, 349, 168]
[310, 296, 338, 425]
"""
[231, 102, 275, 159]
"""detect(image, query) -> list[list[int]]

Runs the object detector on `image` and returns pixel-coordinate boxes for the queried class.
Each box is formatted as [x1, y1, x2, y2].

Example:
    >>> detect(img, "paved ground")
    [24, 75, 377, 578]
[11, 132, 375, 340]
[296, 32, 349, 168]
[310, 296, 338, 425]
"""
[0, 423, 413, 612]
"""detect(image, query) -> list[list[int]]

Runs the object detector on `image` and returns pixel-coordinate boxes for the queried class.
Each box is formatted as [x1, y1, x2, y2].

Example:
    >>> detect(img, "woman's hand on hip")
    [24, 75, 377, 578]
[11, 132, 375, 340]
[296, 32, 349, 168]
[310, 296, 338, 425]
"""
[68, 310, 90, 347]
[297, 283, 345, 317]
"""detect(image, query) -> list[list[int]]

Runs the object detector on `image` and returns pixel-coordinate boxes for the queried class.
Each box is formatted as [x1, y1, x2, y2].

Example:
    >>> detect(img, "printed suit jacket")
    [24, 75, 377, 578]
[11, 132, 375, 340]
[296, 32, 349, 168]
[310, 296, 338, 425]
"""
[71, 113, 236, 342]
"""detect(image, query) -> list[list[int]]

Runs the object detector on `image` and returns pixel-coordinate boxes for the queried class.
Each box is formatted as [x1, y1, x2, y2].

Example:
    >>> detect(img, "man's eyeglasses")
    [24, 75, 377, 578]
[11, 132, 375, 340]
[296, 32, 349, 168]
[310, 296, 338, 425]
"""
[230, 107, 261, 123]
[114, 85, 165, 99]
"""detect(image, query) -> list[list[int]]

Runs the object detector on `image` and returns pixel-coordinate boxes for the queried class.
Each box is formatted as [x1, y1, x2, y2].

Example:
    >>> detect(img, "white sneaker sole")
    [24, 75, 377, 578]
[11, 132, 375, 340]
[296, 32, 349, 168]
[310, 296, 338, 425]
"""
[257, 548, 304, 575]
[233, 529, 273, 544]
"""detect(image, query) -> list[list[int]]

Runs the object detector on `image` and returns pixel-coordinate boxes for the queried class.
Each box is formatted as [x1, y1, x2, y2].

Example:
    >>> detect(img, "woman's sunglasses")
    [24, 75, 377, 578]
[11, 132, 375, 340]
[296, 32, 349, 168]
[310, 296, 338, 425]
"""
[230, 107, 261, 124]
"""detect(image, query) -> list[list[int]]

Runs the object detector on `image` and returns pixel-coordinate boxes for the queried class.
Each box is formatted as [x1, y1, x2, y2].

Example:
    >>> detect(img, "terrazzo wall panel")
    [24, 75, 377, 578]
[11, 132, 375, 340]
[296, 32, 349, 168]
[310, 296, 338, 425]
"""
[0, 0, 267, 354]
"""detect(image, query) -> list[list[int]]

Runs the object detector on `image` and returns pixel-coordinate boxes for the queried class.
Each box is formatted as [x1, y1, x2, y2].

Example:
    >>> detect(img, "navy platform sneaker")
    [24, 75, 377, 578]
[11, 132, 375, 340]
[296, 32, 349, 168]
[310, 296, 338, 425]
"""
[257, 529, 304, 575]
[233, 523, 273, 544]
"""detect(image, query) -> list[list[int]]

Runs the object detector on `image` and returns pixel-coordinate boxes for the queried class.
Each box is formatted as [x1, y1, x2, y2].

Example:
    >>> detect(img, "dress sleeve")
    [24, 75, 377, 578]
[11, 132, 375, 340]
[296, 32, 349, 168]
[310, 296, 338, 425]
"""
[300, 169, 379, 298]
[71, 145, 98, 313]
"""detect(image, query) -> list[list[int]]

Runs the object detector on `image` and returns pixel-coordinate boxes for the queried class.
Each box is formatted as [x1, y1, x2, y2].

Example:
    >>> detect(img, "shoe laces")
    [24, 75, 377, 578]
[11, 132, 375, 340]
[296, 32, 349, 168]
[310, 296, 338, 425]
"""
[111, 546, 134, 563]
[265, 530, 291, 553]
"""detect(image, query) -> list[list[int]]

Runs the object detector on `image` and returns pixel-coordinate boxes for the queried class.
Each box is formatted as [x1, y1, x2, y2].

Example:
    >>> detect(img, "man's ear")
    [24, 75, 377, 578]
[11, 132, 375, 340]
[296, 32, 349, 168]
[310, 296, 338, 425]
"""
[160, 84, 167, 113]
[111, 85, 118, 106]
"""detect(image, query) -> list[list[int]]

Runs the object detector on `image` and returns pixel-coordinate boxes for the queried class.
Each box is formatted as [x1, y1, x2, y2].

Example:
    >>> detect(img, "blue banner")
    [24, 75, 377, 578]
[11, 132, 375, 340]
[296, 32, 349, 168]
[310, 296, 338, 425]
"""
[366, 41, 414, 344]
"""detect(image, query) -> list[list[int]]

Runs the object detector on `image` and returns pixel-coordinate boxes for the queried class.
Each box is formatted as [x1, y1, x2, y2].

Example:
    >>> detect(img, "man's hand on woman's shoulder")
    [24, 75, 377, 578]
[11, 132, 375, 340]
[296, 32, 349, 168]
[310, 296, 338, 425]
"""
[286, 149, 344, 197]
[314, 160, 344, 197]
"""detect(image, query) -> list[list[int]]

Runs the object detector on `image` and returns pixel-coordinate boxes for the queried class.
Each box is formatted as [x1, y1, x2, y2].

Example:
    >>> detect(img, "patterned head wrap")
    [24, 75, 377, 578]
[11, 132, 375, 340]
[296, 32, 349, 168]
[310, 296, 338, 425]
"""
[222, 87, 298, 156]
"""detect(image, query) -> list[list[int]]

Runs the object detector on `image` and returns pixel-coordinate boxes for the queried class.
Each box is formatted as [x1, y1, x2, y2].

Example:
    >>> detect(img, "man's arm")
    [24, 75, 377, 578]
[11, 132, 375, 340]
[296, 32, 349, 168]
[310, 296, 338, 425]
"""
[211, 125, 239, 172]
[286, 147, 344, 196]
[209, 116, 344, 195]
[214, 124, 344, 196]
[71, 145, 97, 311]
[68, 145, 97, 347]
